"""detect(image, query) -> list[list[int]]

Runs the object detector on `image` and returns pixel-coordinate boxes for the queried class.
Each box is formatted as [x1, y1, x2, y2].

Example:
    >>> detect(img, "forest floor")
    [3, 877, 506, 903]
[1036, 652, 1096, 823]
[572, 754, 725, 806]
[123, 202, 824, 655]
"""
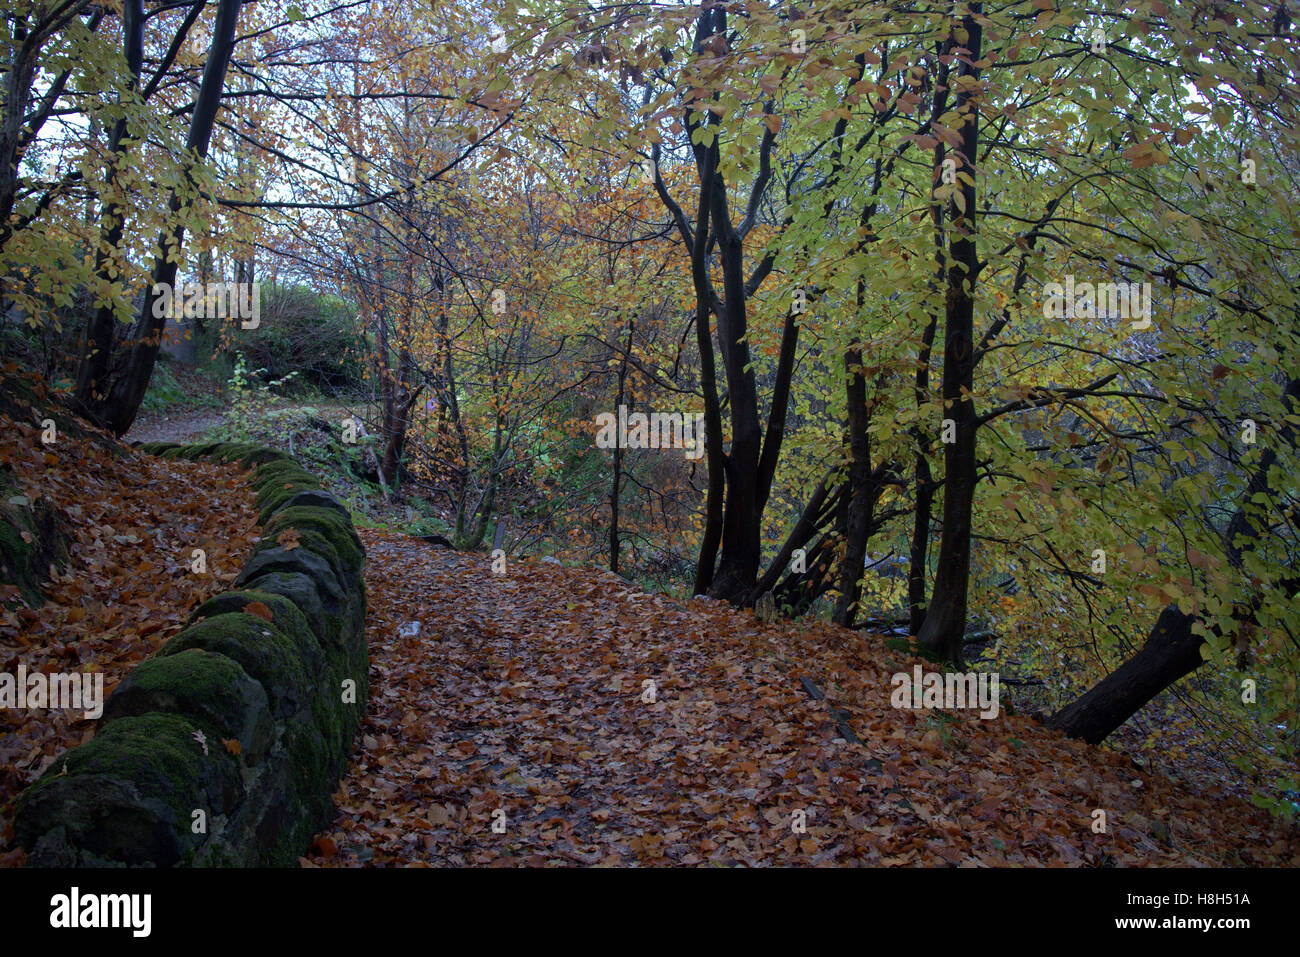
[3, 385, 1297, 867]
[300, 529, 1300, 867]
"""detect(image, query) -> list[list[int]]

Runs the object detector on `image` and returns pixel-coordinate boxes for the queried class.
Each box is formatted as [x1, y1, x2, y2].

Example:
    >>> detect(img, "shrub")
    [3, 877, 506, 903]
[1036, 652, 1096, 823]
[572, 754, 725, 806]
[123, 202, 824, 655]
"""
[230, 283, 365, 393]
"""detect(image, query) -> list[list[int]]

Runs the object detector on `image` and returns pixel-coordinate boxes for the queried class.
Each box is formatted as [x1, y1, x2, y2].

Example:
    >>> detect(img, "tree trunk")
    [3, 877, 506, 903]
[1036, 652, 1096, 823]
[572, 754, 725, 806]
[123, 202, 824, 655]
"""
[907, 453, 935, 634]
[772, 531, 839, 616]
[705, 163, 763, 603]
[1049, 376, 1300, 742]
[908, 203, 943, 636]
[690, 130, 724, 596]
[609, 318, 631, 574]
[916, 7, 983, 663]
[1047, 606, 1202, 743]
[747, 475, 838, 605]
[0, 14, 42, 256]
[833, 325, 873, 626]
[78, 0, 243, 436]
[75, 0, 144, 408]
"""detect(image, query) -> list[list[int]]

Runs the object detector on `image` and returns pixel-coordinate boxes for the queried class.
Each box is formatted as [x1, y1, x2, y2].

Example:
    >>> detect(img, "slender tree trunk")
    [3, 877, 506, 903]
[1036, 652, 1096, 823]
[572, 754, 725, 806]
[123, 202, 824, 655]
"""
[748, 475, 836, 605]
[909, 132, 945, 636]
[907, 455, 935, 634]
[833, 290, 874, 626]
[0, 15, 41, 257]
[609, 316, 631, 574]
[916, 7, 983, 663]
[690, 147, 724, 596]
[773, 531, 839, 616]
[1047, 606, 1202, 744]
[75, 0, 144, 407]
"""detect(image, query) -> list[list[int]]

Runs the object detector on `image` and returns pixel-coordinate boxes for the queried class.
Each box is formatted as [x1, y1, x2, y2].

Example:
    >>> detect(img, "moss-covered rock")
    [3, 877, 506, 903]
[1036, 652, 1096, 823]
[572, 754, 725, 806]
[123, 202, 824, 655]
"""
[161, 613, 318, 721]
[278, 489, 352, 520]
[263, 503, 361, 551]
[15, 714, 242, 867]
[235, 567, 368, 724]
[188, 588, 318, 647]
[281, 716, 337, 825]
[208, 442, 265, 465]
[261, 506, 364, 587]
[103, 649, 274, 764]
[255, 482, 323, 523]
[238, 547, 348, 623]
[237, 447, 293, 468]
[234, 570, 338, 644]
[250, 459, 318, 490]
[185, 441, 227, 458]
[0, 470, 67, 607]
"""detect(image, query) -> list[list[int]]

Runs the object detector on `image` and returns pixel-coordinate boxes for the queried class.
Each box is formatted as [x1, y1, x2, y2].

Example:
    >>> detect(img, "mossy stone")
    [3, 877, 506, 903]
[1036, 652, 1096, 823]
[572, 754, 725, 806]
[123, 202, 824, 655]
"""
[256, 479, 321, 519]
[161, 613, 316, 721]
[256, 489, 315, 524]
[209, 442, 264, 464]
[0, 471, 66, 607]
[263, 503, 362, 556]
[188, 588, 317, 645]
[262, 506, 364, 581]
[278, 489, 352, 520]
[182, 441, 226, 458]
[15, 713, 242, 867]
[282, 715, 337, 826]
[237, 546, 347, 617]
[102, 648, 274, 764]
[235, 572, 366, 708]
[239, 447, 293, 468]
[237, 570, 341, 647]
[251, 460, 317, 491]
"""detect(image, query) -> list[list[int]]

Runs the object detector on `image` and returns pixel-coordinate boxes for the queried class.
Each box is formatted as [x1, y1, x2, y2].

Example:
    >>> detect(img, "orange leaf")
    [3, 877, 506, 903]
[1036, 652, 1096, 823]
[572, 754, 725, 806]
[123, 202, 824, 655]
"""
[244, 601, 273, 622]
[222, 737, 242, 756]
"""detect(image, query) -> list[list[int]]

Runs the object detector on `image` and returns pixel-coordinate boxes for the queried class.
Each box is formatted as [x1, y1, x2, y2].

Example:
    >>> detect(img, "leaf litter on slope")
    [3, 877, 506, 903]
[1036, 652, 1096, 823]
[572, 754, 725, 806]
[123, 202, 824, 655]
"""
[306, 530, 1300, 867]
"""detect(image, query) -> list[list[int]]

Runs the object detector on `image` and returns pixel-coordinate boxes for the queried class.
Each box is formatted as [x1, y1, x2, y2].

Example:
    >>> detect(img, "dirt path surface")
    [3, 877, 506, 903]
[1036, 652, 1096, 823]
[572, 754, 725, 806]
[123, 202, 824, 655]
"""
[124, 409, 228, 446]
[303, 529, 1300, 867]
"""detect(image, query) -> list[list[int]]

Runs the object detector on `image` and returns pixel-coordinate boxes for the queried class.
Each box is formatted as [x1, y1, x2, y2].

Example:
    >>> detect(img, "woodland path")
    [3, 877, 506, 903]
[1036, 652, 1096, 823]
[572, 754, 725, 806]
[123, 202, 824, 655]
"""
[300, 530, 1299, 867]
[124, 409, 228, 445]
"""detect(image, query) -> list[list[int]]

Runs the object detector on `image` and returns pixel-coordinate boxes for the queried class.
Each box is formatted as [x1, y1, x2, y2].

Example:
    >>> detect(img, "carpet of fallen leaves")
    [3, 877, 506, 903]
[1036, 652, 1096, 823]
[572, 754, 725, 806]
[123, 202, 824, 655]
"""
[305, 530, 1300, 867]
[0, 415, 259, 865]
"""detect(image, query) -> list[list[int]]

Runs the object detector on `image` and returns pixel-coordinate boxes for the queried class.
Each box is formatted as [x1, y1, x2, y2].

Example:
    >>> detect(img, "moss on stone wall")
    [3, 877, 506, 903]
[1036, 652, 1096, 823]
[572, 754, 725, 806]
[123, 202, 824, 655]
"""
[14, 442, 368, 867]
[0, 468, 67, 608]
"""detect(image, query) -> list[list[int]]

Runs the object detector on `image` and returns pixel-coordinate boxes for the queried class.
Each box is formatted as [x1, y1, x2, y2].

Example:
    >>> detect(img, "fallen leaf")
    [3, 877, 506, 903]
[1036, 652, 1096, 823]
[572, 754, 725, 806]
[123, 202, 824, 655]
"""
[244, 601, 274, 622]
